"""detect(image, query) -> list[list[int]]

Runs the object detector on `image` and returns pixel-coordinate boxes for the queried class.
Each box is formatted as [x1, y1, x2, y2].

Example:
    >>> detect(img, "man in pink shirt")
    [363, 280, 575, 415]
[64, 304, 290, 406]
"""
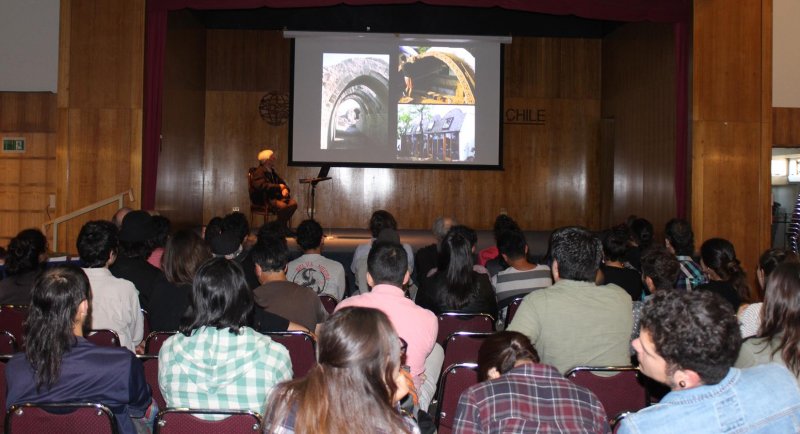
[336, 240, 441, 410]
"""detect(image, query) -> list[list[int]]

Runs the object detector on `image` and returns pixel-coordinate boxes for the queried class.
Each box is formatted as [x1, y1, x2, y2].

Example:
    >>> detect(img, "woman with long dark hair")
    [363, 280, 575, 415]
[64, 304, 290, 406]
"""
[0, 228, 47, 304]
[265, 307, 419, 434]
[147, 229, 212, 331]
[738, 248, 798, 337]
[416, 230, 496, 317]
[695, 238, 748, 310]
[736, 261, 800, 380]
[5, 265, 154, 434]
[158, 257, 292, 416]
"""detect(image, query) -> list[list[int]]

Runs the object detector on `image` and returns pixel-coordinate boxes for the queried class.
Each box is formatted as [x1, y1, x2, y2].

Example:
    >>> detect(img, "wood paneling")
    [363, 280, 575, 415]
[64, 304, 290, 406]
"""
[601, 22, 677, 233]
[155, 10, 207, 228]
[196, 32, 603, 233]
[0, 93, 56, 132]
[55, 0, 145, 252]
[692, 0, 771, 297]
[773, 107, 800, 145]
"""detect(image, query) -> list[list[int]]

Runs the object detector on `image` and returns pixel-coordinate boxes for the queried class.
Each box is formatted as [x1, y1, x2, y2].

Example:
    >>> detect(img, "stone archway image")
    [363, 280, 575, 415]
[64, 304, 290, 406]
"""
[321, 55, 389, 150]
[399, 48, 476, 105]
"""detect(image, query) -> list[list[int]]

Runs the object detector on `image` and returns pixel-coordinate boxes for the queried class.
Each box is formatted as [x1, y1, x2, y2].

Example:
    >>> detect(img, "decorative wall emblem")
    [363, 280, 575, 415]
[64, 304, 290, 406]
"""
[259, 91, 290, 126]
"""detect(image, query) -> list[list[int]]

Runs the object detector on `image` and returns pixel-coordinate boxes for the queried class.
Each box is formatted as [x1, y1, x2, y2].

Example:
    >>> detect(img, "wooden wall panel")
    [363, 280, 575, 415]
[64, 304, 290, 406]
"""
[155, 10, 207, 229]
[601, 22, 677, 234]
[196, 32, 603, 233]
[692, 0, 771, 297]
[55, 0, 145, 253]
[0, 92, 57, 246]
[773, 107, 800, 145]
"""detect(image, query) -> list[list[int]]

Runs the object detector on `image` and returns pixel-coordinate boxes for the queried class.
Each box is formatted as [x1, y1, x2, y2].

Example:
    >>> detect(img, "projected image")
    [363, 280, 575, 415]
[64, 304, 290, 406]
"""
[398, 46, 476, 105]
[321, 53, 390, 150]
[397, 104, 475, 162]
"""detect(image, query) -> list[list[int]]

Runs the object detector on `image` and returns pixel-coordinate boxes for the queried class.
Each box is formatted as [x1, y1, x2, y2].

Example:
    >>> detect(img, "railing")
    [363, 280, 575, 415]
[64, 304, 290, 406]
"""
[42, 189, 135, 250]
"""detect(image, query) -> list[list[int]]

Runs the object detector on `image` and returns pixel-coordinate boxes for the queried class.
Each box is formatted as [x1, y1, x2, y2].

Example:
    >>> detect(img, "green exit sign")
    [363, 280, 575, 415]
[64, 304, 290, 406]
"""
[2, 137, 25, 153]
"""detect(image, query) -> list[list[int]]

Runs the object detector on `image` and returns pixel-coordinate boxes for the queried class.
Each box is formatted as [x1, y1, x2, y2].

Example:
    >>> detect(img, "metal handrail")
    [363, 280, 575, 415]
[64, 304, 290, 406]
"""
[41, 189, 134, 250]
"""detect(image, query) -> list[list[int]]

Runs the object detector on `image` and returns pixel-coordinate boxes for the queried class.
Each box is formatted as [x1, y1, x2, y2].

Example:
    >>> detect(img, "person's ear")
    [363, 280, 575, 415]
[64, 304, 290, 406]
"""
[644, 276, 656, 294]
[366, 272, 375, 288]
[487, 367, 501, 380]
[255, 264, 263, 276]
[551, 259, 560, 281]
[403, 270, 410, 285]
[672, 368, 702, 390]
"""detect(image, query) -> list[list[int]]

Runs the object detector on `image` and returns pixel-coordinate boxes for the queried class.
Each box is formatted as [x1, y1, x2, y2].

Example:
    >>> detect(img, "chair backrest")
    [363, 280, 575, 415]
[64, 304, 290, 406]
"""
[565, 366, 647, 420]
[434, 362, 479, 434]
[436, 312, 495, 346]
[141, 309, 151, 341]
[5, 402, 119, 434]
[137, 355, 166, 410]
[0, 305, 29, 349]
[85, 329, 120, 347]
[441, 331, 493, 368]
[504, 296, 525, 327]
[0, 330, 18, 354]
[145, 331, 177, 355]
[318, 294, 338, 314]
[612, 411, 632, 434]
[265, 331, 317, 378]
[0, 355, 10, 432]
[154, 409, 262, 434]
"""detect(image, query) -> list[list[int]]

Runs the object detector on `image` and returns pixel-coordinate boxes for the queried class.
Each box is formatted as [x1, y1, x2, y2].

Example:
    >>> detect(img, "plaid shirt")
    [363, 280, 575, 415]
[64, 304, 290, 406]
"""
[159, 326, 292, 419]
[453, 363, 609, 434]
[675, 256, 707, 291]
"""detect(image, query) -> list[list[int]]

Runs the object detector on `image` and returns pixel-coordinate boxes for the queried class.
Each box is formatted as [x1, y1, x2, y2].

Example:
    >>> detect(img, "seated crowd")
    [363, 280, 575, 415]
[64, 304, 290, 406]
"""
[0, 209, 800, 433]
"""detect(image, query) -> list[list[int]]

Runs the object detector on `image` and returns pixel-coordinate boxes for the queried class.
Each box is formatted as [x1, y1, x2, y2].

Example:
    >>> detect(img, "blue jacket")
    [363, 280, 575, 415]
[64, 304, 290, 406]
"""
[619, 365, 800, 434]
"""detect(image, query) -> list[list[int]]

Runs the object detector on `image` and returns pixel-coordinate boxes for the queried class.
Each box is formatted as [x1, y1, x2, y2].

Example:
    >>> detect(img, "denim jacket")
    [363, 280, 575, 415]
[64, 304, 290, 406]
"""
[618, 365, 800, 434]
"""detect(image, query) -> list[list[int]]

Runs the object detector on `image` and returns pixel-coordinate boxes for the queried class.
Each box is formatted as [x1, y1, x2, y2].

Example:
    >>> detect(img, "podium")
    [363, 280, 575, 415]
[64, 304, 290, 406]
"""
[299, 166, 332, 220]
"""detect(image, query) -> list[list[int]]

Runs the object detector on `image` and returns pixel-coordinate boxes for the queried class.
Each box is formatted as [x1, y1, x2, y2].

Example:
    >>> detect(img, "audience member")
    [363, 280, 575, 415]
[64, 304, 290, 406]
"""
[250, 233, 328, 331]
[286, 219, 346, 300]
[111, 206, 132, 229]
[5, 265, 155, 434]
[479, 214, 520, 274]
[0, 228, 47, 305]
[416, 230, 496, 317]
[336, 241, 441, 411]
[664, 218, 707, 290]
[159, 257, 292, 417]
[619, 291, 800, 434]
[631, 246, 680, 344]
[222, 211, 259, 288]
[453, 331, 608, 434]
[350, 209, 415, 278]
[147, 229, 211, 332]
[625, 217, 653, 271]
[491, 229, 552, 309]
[507, 226, 632, 374]
[738, 248, 798, 337]
[414, 216, 456, 289]
[109, 210, 165, 310]
[77, 220, 143, 352]
[695, 238, 747, 311]
[598, 226, 644, 301]
[146, 214, 171, 270]
[264, 307, 419, 434]
[736, 261, 800, 381]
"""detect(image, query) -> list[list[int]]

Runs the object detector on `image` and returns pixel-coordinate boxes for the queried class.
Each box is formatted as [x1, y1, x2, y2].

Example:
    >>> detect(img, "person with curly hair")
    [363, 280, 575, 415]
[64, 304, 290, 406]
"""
[619, 291, 800, 434]
[0, 228, 48, 305]
[736, 261, 800, 381]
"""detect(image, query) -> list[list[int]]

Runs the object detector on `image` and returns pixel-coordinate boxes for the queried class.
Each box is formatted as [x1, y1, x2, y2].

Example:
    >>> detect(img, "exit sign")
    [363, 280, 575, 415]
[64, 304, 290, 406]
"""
[2, 137, 25, 153]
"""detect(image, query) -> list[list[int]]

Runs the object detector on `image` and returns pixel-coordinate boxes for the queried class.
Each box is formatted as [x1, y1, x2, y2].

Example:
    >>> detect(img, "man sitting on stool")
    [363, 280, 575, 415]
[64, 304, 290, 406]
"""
[249, 149, 297, 232]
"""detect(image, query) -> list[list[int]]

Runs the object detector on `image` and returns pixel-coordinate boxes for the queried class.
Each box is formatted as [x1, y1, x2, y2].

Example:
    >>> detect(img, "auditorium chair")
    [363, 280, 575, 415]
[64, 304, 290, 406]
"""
[436, 312, 495, 346]
[247, 168, 277, 225]
[441, 331, 493, 368]
[504, 296, 525, 328]
[265, 331, 317, 378]
[136, 355, 165, 410]
[145, 331, 178, 355]
[564, 366, 648, 421]
[0, 330, 18, 354]
[318, 294, 338, 314]
[5, 403, 118, 434]
[155, 409, 262, 434]
[85, 329, 121, 347]
[0, 355, 10, 431]
[433, 362, 479, 434]
[0, 305, 28, 350]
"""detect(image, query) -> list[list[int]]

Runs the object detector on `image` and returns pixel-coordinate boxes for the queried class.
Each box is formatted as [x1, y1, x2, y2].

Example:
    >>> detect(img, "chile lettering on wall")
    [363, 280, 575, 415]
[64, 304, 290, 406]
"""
[504, 108, 546, 126]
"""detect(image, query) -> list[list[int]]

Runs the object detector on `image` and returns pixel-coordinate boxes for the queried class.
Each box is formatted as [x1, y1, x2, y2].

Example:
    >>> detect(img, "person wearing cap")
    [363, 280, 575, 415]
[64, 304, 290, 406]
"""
[249, 149, 297, 232]
[110, 210, 165, 311]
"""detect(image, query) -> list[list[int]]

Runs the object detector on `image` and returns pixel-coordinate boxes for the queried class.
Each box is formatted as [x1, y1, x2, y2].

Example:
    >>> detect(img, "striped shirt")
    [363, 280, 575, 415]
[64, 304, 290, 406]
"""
[491, 264, 553, 307]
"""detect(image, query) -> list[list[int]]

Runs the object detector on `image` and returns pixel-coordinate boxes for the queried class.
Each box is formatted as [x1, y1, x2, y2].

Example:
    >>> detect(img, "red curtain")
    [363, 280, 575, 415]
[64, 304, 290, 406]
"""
[143, 0, 690, 216]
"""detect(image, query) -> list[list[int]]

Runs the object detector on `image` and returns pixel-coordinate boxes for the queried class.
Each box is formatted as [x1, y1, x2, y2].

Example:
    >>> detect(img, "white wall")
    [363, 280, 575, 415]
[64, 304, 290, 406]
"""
[0, 0, 59, 92]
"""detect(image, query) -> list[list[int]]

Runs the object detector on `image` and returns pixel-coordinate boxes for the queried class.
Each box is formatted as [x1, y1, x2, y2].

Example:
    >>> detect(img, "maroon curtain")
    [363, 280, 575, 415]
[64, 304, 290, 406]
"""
[142, 0, 690, 212]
